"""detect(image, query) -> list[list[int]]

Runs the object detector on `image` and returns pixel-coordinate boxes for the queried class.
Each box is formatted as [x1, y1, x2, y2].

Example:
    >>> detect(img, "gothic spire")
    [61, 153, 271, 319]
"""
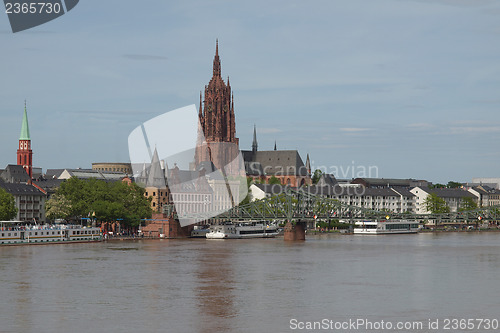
[20, 100, 30, 140]
[305, 153, 311, 175]
[213, 39, 221, 77]
[252, 124, 258, 153]
[274, 141, 277, 151]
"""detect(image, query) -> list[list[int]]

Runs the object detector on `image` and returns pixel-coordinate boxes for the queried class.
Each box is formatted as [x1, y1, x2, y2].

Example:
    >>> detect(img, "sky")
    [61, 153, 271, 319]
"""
[0, 0, 499, 184]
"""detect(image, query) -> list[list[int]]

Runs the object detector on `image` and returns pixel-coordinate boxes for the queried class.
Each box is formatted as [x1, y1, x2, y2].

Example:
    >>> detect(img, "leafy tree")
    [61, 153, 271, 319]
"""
[459, 197, 477, 212]
[447, 181, 462, 189]
[268, 176, 281, 185]
[312, 169, 323, 184]
[0, 187, 17, 220]
[430, 183, 446, 189]
[51, 177, 152, 227]
[423, 193, 450, 214]
[45, 193, 72, 220]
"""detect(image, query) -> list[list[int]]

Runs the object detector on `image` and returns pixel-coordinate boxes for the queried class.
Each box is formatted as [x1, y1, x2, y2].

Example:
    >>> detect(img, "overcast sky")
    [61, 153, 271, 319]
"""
[1, 0, 499, 183]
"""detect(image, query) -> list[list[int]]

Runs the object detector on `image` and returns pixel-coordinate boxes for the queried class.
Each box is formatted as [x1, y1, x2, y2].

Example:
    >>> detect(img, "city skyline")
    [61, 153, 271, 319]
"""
[1, 0, 500, 184]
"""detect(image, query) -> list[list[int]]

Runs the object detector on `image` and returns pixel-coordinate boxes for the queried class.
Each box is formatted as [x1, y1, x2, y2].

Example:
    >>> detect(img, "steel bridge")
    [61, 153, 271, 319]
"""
[173, 187, 500, 226]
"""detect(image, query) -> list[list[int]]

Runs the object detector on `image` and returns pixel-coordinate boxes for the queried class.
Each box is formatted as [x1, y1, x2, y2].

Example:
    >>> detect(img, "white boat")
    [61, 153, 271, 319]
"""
[353, 220, 420, 235]
[206, 221, 279, 239]
[0, 221, 102, 245]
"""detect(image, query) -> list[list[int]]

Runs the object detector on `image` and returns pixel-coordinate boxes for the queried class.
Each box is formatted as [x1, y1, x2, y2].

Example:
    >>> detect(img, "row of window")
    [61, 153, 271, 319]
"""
[1, 237, 100, 244]
[1, 230, 99, 237]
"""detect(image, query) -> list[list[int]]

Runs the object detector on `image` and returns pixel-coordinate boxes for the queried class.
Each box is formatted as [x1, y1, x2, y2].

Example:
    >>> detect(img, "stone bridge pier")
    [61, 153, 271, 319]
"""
[284, 221, 306, 241]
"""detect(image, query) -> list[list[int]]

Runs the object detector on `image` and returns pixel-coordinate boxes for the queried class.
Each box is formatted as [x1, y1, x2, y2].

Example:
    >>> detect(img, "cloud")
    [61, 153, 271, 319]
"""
[339, 128, 372, 132]
[123, 54, 168, 61]
[449, 126, 500, 134]
[406, 123, 435, 129]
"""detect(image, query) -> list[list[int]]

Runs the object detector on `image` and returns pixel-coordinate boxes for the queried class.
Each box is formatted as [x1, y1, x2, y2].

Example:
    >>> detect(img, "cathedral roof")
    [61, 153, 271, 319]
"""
[243, 150, 308, 176]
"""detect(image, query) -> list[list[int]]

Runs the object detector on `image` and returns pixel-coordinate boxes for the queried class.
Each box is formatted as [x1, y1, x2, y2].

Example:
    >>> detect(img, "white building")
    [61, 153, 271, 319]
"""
[410, 186, 477, 214]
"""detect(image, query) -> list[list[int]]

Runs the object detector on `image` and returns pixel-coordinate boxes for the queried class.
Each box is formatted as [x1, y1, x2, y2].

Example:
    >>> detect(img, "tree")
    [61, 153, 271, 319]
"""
[312, 169, 323, 184]
[45, 193, 72, 220]
[459, 197, 477, 212]
[0, 187, 17, 220]
[50, 177, 152, 227]
[447, 181, 462, 189]
[423, 193, 450, 214]
[268, 176, 281, 185]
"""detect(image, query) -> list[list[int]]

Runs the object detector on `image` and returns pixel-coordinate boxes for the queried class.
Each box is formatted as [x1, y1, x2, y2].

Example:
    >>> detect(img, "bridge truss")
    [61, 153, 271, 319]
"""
[175, 187, 500, 225]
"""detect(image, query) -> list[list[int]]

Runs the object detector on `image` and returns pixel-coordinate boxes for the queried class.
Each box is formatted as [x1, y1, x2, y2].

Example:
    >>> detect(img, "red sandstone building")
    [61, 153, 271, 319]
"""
[195, 41, 311, 187]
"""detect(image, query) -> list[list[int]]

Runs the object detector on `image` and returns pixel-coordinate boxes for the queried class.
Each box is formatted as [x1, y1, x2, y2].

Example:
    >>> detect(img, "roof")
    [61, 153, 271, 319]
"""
[19, 105, 30, 140]
[352, 178, 429, 188]
[415, 187, 476, 198]
[391, 187, 416, 197]
[317, 174, 338, 187]
[0, 182, 45, 196]
[58, 169, 128, 181]
[146, 148, 166, 188]
[244, 161, 264, 176]
[167, 167, 212, 193]
[299, 185, 414, 198]
[32, 179, 64, 192]
[45, 169, 66, 179]
[243, 150, 308, 176]
[1, 164, 30, 183]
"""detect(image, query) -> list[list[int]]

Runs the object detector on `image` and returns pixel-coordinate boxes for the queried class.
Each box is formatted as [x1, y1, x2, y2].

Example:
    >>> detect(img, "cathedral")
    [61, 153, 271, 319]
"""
[194, 40, 240, 175]
[194, 41, 311, 187]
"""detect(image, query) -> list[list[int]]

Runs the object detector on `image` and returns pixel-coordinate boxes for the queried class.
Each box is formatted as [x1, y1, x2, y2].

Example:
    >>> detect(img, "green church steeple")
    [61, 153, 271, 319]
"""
[19, 101, 30, 140]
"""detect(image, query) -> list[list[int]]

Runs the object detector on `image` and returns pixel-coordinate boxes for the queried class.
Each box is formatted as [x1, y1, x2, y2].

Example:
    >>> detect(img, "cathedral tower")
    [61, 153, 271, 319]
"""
[195, 41, 239, 171]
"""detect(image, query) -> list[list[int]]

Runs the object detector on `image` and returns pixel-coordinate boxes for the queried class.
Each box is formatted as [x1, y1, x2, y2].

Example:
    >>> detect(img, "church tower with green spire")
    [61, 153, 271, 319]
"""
[17, 101, 33, 180]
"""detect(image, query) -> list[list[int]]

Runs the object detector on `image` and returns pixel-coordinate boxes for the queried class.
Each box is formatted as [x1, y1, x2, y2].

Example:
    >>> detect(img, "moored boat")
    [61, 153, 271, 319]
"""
[0, 221, 102, 245]
[353, 220, 420, 235]
[206, 221, 279, 239]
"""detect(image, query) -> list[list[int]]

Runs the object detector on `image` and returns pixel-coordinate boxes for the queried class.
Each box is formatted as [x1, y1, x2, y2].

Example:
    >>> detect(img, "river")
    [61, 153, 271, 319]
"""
[1, 232, 499, 332]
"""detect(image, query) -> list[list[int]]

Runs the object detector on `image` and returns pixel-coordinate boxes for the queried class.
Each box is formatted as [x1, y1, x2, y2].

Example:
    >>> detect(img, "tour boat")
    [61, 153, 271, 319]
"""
[206, 221, 279, 239]
[0, 221, 102, 245]
[353, 220, 420, 235]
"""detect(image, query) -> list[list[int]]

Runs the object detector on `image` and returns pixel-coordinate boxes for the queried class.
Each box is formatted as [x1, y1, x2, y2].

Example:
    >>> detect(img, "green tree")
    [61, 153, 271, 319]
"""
[52, 177, 152, 227]
[312, 169, 323, 184]
[45, 193, 72, 220]
[424, 193, 450, 214]
[447, 181, 462, 189]
[268, 176, 281, 185]
[0, 187, 17, 220]
[459, 197, 477, 212]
